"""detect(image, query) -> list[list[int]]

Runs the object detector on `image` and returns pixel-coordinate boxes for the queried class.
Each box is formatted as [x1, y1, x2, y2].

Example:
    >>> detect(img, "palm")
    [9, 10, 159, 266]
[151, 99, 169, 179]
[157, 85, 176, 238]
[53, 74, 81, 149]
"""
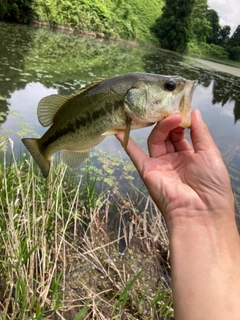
[116, 113, 233, 223]
[144, 148, 207, 217]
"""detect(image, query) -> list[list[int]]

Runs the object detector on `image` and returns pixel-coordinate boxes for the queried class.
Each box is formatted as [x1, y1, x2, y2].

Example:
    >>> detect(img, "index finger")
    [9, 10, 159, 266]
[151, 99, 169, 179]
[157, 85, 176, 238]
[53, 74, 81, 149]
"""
[115, 132, 149, 172]
[148, 114, 183, 157]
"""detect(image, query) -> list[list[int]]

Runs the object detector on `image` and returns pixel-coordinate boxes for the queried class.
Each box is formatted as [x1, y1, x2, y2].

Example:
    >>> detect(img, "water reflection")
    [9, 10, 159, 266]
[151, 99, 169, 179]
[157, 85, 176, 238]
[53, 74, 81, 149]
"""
[0, 23, 36, 123]
[0, 22, 240, 188]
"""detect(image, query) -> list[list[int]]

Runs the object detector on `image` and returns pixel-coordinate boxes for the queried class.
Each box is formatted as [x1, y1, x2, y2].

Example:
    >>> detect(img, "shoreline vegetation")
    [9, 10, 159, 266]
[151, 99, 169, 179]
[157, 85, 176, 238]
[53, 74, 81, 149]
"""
[1, 0, 240, 64]
[0, 138, 174, 319]
[30, 19, 240, 69]
[0, 130, 239, 319]
[31, 19, 141, 46]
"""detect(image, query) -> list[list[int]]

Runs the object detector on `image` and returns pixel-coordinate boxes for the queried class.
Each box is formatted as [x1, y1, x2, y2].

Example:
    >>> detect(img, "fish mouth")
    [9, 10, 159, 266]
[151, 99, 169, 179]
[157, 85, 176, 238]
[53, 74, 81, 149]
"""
[173, 79, 198, 127]
[184, 80, 198, 108]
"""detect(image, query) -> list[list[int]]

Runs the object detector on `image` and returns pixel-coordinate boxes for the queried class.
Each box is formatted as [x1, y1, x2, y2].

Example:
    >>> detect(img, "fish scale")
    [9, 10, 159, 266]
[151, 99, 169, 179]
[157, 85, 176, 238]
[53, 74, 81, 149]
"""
[22, 72, 197, 177]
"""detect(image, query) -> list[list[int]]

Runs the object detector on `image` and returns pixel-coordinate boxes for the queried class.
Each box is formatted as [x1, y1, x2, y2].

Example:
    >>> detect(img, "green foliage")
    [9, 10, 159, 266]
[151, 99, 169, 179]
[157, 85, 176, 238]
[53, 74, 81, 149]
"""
[0, 136, 174, 319]
[229, 25, 240, 47]
[112, 270, 143, 316]
[188, 4, 240, 62]
[188, 40, 229, 59]
[218, 26, 231, 46]
[206, 9, 221, 45]
[36, 0, 164, 43]
[224, 25, 240, 62]
[0, 0, 37, 23]
[73, 303, 89, 320]
[190, 0, 211, 43]
[226, 45, 240, 62]
[151, 285, 173, 318]
[153, 0, 195, 53]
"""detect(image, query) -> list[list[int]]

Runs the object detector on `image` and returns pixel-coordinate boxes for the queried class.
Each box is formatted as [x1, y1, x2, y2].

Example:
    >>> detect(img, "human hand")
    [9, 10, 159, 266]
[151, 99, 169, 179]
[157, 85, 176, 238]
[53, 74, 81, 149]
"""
[116, 110, 235, 231]
[117, 110, 240, 320]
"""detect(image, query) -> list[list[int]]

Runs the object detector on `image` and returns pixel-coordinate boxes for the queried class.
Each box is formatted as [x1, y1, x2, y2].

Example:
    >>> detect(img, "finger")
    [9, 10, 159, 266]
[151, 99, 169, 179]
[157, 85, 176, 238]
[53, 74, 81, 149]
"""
[169, 127, 193, 152]
[148, 114, 183, 158]
[115, 132, 148, 173]
[191, 109, 220, 154]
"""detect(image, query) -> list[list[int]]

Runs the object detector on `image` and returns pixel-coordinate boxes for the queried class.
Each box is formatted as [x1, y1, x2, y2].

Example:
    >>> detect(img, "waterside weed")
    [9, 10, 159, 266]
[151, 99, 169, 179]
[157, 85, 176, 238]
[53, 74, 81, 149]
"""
[0, 139, 172, 319]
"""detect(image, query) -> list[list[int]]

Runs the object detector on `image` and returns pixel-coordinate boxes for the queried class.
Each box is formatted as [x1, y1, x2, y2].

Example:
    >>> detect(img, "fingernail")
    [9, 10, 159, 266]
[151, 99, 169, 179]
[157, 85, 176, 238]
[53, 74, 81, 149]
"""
[194, 109, 202, 121]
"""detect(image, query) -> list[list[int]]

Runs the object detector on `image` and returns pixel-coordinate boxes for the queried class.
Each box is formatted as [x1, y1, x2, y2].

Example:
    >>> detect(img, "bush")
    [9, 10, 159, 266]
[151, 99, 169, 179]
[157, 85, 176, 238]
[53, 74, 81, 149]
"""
[226, 46, 240, 61]
[188, 40, 229, 59]
[0, 0, 37, 23]
[36, 0, 164, 43]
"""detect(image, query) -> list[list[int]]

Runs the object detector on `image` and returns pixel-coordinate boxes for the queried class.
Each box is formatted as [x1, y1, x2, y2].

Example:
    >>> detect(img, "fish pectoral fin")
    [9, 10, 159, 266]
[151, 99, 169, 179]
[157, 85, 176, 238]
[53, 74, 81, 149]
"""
[102, 129, 125, 136]
[38, 94, 69, 127]
[61, 150, 89, 168]
[123, 116, 132, 150]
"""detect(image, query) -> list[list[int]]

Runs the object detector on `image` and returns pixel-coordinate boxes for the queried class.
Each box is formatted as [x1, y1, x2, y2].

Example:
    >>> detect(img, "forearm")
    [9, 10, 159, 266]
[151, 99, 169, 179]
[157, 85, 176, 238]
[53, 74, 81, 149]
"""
[169, 216, 240, 320]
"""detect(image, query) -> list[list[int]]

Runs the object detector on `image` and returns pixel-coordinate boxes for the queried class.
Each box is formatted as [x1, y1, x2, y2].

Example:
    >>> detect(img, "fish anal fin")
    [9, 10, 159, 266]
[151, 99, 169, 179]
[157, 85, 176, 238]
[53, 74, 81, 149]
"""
[61, 150, 90, 168]
[22, 138, 51, 178]
[37, 94, 69, 127]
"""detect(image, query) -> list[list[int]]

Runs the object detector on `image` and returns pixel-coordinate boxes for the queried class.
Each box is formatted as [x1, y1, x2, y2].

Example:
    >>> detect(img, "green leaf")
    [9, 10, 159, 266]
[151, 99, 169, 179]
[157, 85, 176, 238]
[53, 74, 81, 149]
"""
[73, 302, 89, 320]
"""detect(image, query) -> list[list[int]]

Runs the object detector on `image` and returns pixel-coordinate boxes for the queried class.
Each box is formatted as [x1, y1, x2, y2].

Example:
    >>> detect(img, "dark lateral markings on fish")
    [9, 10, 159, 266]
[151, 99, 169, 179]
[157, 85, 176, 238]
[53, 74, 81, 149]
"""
[22, 72, 198, 178]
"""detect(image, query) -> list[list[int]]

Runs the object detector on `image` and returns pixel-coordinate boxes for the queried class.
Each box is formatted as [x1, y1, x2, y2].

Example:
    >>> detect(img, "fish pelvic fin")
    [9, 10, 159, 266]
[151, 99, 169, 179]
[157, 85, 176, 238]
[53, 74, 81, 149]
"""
[61, 150, 89, 168]
[21, 138, 51, 178]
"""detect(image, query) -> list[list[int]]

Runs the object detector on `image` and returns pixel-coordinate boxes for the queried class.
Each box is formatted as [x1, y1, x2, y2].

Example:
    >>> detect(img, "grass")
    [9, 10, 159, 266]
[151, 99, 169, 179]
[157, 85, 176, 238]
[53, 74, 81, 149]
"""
[0, 137, 173, 319]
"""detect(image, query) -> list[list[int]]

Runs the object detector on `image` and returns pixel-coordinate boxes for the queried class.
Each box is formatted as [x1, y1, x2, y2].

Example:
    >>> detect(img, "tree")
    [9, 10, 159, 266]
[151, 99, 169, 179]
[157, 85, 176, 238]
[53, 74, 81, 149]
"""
[206, 9, 221, 44]
[218, 25, 231, 46]
[227, 46, 240, 61]
[190, 0, 211, 42]
[154, 0, 196, 53]
[226, 25, 240, 61]
[229, 25, 240, 47]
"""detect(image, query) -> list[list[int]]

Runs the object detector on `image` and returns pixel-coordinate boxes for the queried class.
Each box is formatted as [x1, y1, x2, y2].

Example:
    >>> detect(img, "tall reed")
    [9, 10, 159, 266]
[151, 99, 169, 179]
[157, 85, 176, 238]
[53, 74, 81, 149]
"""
[0, 138, 173, 319]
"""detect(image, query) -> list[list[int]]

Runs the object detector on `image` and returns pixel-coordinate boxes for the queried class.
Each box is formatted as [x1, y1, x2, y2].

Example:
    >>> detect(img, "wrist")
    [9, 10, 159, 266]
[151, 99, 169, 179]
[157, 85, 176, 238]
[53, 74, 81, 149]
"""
[169, 216, 240, 320]
[168, 212, 240, 261]
[166, 206, 237, 237]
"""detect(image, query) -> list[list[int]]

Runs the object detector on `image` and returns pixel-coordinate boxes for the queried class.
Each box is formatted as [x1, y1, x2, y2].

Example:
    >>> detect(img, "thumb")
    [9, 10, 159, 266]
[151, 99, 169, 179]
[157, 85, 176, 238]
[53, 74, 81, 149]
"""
[191, 109, 219, 153]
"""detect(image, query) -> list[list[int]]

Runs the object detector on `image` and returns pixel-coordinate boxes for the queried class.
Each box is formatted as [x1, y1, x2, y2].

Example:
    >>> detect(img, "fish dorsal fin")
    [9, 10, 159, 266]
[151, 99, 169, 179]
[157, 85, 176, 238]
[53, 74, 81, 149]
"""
[61, 150, 89, 168]
[37, 94, 69, 127]
[71, 79, 105, 97]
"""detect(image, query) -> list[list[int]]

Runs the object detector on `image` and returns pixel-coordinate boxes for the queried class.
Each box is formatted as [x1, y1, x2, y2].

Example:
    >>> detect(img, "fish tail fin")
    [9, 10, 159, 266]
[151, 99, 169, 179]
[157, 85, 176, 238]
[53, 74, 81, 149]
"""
[21, 138, 51, 178]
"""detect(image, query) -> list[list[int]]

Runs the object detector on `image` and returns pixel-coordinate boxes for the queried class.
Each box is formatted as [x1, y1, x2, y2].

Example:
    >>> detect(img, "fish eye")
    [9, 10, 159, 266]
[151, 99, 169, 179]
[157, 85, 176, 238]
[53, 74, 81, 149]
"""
[165, 80, 176, 91]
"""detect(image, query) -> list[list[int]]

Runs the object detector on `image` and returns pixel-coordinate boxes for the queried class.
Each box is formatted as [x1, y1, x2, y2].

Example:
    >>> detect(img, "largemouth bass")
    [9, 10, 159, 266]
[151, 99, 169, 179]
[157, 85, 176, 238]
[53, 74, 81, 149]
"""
[22, 72, 197, 178]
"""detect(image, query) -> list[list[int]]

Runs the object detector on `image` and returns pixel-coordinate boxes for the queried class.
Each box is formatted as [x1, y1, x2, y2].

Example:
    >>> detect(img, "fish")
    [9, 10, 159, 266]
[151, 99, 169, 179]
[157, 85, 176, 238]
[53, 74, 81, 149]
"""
[22, 72, 197, 178]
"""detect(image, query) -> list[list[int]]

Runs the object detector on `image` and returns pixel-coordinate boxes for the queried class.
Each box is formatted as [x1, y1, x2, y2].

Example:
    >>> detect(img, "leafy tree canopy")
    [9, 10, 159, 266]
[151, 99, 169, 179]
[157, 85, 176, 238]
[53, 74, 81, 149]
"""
[206, 9, 221, 44]
[154, 0, 196, 53]
[218, 25, 231, 46]
[229, 25, 240, 47]
[190, 0, 211, 42]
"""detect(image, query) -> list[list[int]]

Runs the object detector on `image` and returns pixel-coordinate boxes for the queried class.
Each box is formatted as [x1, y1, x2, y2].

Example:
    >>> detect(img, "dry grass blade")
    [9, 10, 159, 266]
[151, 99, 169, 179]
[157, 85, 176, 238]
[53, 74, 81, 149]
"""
[5, 140, 240, 319]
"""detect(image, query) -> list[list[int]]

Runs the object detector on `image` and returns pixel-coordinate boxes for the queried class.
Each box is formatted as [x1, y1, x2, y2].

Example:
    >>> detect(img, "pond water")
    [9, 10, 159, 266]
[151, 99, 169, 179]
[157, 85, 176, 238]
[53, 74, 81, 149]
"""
[1, 22, 240, 190]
